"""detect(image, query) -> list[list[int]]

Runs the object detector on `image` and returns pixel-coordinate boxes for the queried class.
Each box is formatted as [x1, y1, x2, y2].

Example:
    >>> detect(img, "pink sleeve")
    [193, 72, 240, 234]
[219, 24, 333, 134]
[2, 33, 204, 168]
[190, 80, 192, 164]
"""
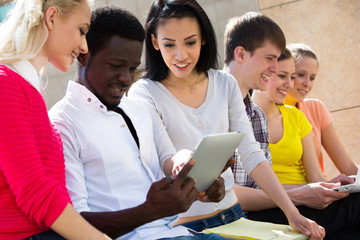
[300, 99, 333, 131]
[0, 71, 69, 227]
[316, 100, 333, 130]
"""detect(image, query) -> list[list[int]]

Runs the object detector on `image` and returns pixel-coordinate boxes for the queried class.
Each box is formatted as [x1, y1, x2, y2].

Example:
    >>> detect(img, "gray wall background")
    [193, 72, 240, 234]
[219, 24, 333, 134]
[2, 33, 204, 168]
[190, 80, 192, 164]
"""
[43, 0, 258, 108]
[42, 0, 360, 178]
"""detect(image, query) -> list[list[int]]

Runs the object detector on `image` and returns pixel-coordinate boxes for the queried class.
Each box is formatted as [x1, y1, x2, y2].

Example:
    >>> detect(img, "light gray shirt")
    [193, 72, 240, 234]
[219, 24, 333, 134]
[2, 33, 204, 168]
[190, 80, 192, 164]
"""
[127, 69, 266, 217]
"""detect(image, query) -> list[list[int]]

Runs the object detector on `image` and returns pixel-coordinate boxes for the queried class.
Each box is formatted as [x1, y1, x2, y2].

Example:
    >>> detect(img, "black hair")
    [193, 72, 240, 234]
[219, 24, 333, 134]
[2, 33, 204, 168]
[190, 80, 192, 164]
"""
[224, 12, 285, 65]
[143, 0, 218, 81]
[86, 6, 145, 57]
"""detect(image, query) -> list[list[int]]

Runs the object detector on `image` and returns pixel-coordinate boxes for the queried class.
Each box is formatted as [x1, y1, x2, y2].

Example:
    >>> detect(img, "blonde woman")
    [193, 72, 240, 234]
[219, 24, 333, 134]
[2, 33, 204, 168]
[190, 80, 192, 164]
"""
[0, 0, 110, 239]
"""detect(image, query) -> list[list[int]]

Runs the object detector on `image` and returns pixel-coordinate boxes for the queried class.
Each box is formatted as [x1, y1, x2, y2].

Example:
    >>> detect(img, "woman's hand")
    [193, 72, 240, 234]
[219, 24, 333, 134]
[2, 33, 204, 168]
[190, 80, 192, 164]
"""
[171, 149, 192, 175]
[287, 212, 325, 240]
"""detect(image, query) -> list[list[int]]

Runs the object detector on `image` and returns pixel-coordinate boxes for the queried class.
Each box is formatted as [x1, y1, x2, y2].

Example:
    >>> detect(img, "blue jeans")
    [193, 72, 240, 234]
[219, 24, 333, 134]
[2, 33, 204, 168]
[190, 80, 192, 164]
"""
[160, 229, 227, 239]
[181, 203, 246, 232]
[24, 230, 66, 240]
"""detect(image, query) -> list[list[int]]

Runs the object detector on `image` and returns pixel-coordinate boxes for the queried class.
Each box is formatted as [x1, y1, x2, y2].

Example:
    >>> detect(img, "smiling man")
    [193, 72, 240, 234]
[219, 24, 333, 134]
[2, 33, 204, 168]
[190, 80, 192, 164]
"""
[223, 12, 284, 188]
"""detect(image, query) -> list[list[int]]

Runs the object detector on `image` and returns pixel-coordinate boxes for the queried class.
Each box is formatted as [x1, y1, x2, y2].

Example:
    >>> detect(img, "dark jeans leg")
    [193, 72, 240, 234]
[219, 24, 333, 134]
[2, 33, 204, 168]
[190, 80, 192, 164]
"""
[246, 193, 360, 237]
[324, 230, 360, 240]
[160, 233, 227, 240]
[24, 230, 66, 240]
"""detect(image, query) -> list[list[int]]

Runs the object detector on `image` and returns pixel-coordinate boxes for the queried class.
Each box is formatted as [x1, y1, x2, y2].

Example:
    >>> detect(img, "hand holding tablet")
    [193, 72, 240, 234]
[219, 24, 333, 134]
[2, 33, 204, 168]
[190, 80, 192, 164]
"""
[173, 132, 245, 192]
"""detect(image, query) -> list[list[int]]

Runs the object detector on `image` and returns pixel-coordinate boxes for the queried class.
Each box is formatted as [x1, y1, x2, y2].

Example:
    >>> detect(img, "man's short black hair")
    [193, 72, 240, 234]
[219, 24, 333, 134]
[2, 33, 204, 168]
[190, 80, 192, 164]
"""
[86, 6, 145, 57]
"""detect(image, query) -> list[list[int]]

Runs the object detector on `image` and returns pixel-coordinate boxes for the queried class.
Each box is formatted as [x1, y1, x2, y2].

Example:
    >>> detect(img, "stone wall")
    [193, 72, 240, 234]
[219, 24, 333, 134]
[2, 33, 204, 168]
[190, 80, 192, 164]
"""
[43, 0, 258, 109]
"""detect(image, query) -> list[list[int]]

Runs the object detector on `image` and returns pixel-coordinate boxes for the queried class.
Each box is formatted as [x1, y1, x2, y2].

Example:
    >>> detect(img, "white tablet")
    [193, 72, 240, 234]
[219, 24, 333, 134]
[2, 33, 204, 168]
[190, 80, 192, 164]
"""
[187, 132, 245, 192]
[333, 168, 360, 193]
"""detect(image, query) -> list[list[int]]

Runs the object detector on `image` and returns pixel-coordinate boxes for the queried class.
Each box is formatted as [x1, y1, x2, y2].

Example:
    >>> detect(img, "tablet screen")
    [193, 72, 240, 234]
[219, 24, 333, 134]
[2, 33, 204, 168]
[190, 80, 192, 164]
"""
[188, 132, 245, 192]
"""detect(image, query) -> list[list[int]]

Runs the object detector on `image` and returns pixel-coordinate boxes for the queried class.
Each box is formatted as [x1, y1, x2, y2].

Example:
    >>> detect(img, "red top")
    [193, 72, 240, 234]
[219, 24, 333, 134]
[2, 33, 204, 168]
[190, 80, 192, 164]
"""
[0, 64, 71, 239]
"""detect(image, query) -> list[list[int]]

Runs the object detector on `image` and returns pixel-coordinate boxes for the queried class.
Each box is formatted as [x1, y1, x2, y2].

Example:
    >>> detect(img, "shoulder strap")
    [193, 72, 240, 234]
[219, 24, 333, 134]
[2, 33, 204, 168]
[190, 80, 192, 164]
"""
[118, 108, 139, 149]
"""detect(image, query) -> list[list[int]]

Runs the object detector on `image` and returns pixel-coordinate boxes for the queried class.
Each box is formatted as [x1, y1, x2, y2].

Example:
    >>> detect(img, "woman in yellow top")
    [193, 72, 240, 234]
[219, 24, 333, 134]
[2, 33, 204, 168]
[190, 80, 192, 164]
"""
[284, 43, 358, 176]
[252, 49, 328, 185]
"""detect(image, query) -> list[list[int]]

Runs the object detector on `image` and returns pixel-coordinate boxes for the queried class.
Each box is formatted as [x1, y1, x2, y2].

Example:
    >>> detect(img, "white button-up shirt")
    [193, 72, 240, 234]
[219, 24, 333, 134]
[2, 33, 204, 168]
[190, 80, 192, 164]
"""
[49, 81, 191, 240]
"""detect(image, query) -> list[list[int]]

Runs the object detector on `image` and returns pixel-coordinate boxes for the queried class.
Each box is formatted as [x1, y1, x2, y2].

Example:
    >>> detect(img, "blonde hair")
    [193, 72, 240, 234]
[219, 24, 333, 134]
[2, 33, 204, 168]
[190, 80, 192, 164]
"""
[287, 43, 318, 66]
[0, 0, 84, 64]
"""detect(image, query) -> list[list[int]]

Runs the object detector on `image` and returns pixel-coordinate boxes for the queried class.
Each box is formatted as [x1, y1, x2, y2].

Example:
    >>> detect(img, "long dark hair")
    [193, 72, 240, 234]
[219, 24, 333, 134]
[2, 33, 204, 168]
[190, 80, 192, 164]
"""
[143, 0, 218, 81]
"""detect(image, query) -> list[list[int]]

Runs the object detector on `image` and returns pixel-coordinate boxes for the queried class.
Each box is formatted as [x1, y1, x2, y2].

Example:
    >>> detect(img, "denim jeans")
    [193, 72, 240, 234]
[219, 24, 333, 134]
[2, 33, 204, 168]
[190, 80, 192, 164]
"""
[24, 230, 66, 240]
[181, 203, 246, 232]
[160, 229, 227, 240]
